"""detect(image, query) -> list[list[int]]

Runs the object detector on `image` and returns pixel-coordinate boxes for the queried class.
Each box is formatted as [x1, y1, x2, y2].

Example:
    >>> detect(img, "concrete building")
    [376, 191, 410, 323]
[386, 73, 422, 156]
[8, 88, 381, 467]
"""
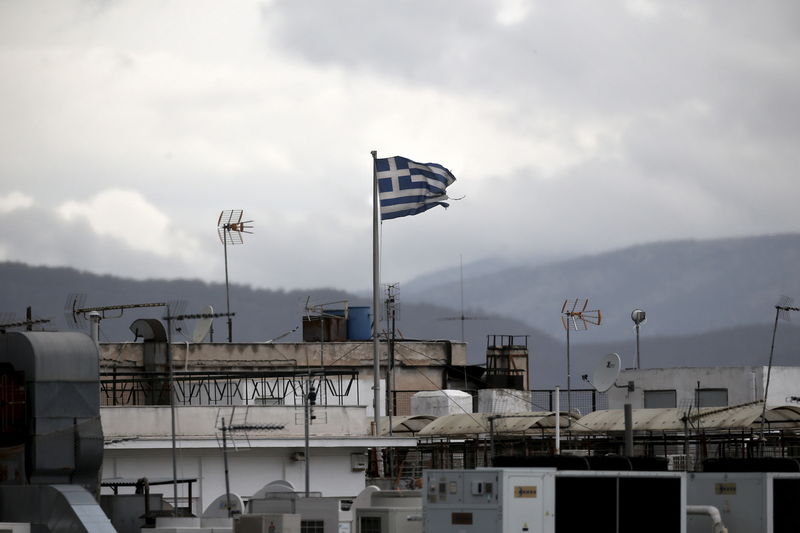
[97, 338, 465, 512]
[606, 366, 800, 410]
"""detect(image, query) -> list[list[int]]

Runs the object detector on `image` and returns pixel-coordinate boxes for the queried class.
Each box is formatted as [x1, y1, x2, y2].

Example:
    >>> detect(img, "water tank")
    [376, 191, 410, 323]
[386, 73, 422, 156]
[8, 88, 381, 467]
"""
[347, 306, 372, 341]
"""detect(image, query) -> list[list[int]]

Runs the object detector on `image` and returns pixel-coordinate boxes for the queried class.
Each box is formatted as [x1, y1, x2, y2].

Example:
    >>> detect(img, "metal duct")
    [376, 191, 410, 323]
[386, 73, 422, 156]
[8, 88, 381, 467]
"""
[0, 331, 103, 492]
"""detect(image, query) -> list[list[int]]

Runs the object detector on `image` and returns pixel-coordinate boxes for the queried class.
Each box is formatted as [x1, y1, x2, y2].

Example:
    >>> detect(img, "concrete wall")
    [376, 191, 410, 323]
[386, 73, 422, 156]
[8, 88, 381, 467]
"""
[606, 366, 800, 409]
[101, 405, 370, 439]
[100, 340, 466, 371]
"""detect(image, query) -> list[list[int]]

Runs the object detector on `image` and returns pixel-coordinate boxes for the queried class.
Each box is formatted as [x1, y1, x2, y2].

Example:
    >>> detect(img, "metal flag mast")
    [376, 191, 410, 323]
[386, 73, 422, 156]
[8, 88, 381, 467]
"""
[371, 151, 382, 436]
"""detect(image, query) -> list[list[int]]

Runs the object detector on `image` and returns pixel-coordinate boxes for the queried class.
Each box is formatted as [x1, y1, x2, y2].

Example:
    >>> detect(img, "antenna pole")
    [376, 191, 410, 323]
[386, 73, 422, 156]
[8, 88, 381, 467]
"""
[759, 306, 781, 450]
[223, 232, 232, 343]
[566, 325, 571, 415]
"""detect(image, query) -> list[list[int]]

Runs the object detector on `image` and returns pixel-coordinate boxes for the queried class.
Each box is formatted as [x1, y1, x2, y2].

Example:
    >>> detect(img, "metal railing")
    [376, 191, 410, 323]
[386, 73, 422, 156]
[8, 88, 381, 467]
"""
[100, 368, 360, 407]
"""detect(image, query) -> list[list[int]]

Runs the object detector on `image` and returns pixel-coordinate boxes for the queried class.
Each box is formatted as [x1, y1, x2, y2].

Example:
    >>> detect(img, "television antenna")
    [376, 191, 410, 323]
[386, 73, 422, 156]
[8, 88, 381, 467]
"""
[0, 309, 50, 333]
[438, 256, 487, 342]
[192, 305, 215, 343]
[215, 408, 284, 517]
[560, 298, 602, 414]
[218, 210, 253, 343]
[65, 294, 169, 327]
[65, 294, 174, 341]
[760, 295, 799, 449]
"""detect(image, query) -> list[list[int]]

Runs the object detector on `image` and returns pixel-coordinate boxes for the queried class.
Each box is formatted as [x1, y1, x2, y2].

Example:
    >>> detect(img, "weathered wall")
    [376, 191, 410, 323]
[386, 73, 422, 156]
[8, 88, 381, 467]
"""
[99, 340, 466, 369]
[607, 366, 800, 409]
[101, 405, 370, 438]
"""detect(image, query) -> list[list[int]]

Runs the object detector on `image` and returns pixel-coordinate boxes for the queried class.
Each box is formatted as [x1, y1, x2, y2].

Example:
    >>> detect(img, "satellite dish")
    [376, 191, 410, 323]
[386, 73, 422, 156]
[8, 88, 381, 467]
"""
[592, 353, 622, 393]
[202, 492, 244, 518]
[192, 305, 214, 343]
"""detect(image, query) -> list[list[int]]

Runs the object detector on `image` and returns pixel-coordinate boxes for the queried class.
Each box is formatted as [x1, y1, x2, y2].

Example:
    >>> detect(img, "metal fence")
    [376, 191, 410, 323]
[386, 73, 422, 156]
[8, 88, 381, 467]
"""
[532, 389, 608, 415]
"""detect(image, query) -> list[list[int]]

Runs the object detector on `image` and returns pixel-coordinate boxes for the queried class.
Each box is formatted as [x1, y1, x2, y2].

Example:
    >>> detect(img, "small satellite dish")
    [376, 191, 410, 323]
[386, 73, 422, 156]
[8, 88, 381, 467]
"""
[202, 492, 244, 518]
[192, 305, 214, 343]
[592, 352, 622, 393]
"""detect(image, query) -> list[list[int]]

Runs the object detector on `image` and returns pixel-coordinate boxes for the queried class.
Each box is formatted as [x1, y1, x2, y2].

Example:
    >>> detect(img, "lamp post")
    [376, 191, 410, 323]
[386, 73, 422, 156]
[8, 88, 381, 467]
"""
[631, 309, 646, 369]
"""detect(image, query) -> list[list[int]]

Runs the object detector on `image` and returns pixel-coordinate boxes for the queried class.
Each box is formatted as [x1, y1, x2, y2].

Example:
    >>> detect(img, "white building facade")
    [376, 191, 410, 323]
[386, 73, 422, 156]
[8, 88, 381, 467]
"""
[606, 366, 800, 410]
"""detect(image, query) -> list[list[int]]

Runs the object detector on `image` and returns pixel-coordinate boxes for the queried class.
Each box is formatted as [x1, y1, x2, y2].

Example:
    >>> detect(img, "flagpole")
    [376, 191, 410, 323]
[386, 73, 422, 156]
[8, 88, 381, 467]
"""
[371, 150, 382, 437]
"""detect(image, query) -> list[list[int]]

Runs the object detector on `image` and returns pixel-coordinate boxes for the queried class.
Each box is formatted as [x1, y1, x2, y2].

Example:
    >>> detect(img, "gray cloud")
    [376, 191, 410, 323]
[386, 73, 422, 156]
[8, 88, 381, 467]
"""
[0, 1, 798, 293]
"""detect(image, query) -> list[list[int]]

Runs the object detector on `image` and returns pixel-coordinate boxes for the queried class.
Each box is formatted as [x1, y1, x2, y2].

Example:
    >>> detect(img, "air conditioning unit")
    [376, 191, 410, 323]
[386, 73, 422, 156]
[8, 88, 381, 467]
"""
[668, 454, 689, 471]
[351, 453, 367, 471]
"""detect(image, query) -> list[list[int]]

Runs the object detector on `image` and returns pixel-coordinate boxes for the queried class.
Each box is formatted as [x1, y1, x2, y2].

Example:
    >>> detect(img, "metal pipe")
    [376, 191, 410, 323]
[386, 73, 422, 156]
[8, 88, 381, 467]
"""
[89, 311, 101, 347]
[221, 417, 231, 518]
[489, 416, 496, 463]
[304, 376, 311, 497]
[686, 505, 728, 533]
[624, 402, 633, 456]
[555, 386, 561, 454]
[166, 319, 178, 515]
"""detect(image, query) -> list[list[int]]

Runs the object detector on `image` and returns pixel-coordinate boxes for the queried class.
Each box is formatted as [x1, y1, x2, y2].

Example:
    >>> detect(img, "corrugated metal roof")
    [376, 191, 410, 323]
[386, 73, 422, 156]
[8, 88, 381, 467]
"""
[417, 412, 573, 437]
[379, 415, 437, 435]
[572, 403, 800, 432]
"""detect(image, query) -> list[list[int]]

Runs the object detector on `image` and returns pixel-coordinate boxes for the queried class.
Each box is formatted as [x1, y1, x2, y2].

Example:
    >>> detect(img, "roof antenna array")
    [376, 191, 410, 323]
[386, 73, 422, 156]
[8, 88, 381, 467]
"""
[560, 298, 602, 415]
[0, 308, 50, 333]
[217, 209, 254, 343]
[65, 293, 169, 331]
[438, 256, 486, 342]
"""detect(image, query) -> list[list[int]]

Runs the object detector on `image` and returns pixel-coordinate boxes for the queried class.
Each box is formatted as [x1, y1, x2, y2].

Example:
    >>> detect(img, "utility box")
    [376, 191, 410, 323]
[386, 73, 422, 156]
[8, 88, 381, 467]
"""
[423, 469, 556, 533]
[687, 472, 800, 533]
[424, 468, 685, 533]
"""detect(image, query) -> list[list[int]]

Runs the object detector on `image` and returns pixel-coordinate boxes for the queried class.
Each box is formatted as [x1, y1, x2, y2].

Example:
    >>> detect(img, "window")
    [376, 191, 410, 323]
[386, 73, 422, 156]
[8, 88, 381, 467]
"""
[360, 516, 382, 533]
[696, 388, 728, 408]
[644, 390, 677, 408]
[301, 520, 324, 533]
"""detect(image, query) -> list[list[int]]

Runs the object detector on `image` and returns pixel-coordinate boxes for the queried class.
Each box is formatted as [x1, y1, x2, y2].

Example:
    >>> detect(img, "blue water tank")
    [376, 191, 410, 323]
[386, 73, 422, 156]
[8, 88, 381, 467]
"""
[347, 306, 372, 340]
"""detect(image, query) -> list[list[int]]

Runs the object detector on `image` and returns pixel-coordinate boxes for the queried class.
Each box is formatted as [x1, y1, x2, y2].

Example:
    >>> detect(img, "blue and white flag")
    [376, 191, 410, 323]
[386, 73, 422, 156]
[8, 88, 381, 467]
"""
[376, 156, 457, 220]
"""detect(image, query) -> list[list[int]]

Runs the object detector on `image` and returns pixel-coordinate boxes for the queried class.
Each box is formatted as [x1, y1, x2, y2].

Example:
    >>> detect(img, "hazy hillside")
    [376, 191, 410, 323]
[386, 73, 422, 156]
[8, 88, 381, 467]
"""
[0, 261, 537, 365]
[2, 233, 799, 390]
[403, 234, 800, 342]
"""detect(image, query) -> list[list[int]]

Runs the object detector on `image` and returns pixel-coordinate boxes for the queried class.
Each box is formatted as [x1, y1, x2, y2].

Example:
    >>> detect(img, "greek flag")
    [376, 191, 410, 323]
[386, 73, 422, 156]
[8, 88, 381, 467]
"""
[376, 156, 457, 220]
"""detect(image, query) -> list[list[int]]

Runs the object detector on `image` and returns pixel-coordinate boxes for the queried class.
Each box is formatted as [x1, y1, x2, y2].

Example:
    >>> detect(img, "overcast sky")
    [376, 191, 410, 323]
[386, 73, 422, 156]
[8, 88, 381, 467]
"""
[1, 1, 798, 293]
